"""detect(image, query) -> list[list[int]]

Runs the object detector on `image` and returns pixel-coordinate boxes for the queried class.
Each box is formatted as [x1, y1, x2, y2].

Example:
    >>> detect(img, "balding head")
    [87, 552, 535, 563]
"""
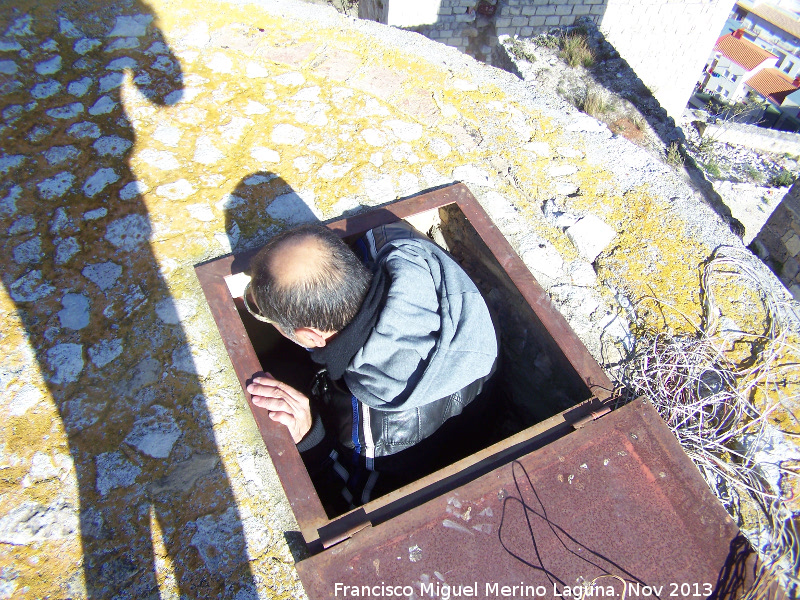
[250, 224, 372, 333]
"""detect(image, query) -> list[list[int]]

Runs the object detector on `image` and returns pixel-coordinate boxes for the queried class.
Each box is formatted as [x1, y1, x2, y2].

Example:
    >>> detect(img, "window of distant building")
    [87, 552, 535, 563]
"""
[784, 61, 794, 74]
[716, 85, 724, 93]
[731, 74, 739, 82]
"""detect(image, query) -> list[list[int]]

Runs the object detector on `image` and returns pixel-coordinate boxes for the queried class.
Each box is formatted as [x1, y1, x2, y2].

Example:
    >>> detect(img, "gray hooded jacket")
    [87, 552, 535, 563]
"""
[309, 221, 498, 461]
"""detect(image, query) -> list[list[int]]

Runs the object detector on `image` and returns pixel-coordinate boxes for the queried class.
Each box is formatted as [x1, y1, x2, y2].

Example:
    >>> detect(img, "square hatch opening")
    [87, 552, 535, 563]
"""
[195, 183, 613, 549]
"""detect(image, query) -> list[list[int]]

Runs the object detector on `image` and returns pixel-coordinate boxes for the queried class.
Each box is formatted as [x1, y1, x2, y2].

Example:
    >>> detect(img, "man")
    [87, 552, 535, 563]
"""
[244, 221, 498, 504]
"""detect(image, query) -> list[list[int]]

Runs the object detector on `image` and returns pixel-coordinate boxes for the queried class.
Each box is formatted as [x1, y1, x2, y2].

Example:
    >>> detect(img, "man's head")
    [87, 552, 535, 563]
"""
[248, 224, 372, 347]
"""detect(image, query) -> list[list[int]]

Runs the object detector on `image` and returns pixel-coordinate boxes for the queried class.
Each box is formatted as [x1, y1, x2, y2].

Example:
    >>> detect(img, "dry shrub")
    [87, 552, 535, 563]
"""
[560, 34, 594, 68]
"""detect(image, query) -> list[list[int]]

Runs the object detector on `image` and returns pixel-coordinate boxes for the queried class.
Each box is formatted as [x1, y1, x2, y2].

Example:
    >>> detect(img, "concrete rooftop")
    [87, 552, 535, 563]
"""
[0, 0, 797, 598]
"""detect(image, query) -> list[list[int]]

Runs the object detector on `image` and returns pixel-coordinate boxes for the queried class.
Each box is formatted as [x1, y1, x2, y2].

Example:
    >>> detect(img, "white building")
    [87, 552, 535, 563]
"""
[700, 29, 779, 102]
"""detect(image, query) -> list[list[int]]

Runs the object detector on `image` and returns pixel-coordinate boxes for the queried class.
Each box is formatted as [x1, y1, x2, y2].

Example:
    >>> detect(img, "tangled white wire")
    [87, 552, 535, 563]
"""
[613, 246, 800, 598]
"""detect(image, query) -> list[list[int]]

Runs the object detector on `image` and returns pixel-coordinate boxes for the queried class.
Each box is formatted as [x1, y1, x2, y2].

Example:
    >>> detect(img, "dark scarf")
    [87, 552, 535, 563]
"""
[310, 265, 389, 380]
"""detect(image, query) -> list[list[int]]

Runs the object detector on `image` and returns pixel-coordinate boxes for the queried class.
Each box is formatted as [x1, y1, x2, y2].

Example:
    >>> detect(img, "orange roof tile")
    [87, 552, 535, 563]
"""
[714, 33, 777, 70]
[745, 67, 800, 105]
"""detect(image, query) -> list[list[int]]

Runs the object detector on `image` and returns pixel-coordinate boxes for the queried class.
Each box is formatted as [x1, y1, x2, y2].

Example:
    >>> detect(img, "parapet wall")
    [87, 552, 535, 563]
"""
[361, 0, 730, 119]
[705, 120, 800, 155]
[752, 182, 800, 299]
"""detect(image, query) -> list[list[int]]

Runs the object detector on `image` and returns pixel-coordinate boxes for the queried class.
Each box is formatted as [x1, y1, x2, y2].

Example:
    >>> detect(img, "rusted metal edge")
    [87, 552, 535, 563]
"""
[194, 255, 329, 541]
[297, 400, 761, 600]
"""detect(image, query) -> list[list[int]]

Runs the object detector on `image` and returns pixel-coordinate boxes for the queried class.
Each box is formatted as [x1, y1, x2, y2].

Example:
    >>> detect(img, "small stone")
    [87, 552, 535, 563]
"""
[88, 338, 123, 368]
[59, 17, 82, 37]
[250, 146, 280, 164]
[37, 172, 75, 200]
[0, 498, 78, 544]
[452, 165, 495, 188]
[186, 204, 214, 221]
[58, 294, 90, 330]
[67, 121, 101, 139]
[82, 167, 119, 197]
[105, 214, 150, 251]
[548, 164, 578, 177]
[293, 156, 315, 173]
[124, 405, 181, 458]
[13, 236, 42, 264]
[363, 175, 395, 204]
[55, 237, 80, 265]
[152, 124, 181, 146]
[119, 180, 148, 200]
[88, 95, 117, 115]
[107, 57, 136, 70]
[35, 55, 61, 75]
[83, 207, 107, 220]
[46, 343, 84, 384]
[44, 145, 80, 165]
[9, 270, 54, 302]
[74, 38, 100, 55]
[8, 215, 35, 235]
[245, 62, 269, 78]
[362, 129, 387, 147]
[370, 152, 384, 168]
[46, 103, 84, 120]
[271, 123, 305, 145]
[0, 60, 17, 75]
[555, 182, 579, 196]
[0, 185, 21, 215]
[566, 116, 611, 137]
[106, 37, 139, 52]
[522, 242, 564, 279]
[156, 179, 194, 200]
[206, 53, 233, 73]
[31, 80, 62, 99]
[193, 136, 224, 164]
[27, 452, 61, 483]
[93, 135, 132, 157]
[556, 146, 583, 159]
[0, 154, 24, 175]
[523, 141, 551, 157]
[82, 262, 122, 291]
[244, 100, 269, 115]
[95, 451, 140, 496]
[566, 214, 617, 262]
[109, 14, 153, 37]
[9, 384, 42, 416]
[137, 148, 179, 170]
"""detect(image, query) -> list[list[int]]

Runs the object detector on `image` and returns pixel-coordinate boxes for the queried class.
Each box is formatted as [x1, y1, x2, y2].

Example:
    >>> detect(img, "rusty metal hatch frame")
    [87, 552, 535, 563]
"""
[195, 183, 616, 547]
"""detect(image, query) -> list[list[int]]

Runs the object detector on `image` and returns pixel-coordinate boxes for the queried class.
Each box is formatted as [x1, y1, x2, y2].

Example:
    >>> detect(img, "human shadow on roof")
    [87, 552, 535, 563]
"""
[0, 2, 256, 598]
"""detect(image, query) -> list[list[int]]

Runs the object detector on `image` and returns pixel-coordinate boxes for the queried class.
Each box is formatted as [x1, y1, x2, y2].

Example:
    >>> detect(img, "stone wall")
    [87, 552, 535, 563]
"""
[704, 120, 800, 154]
[359, 0, 730, 119]
[751, 182, 800, 299]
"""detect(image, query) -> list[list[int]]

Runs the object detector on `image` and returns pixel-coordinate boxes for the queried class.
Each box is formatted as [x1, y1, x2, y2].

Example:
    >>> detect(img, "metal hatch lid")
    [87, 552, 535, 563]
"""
[295, 400, 759, 600]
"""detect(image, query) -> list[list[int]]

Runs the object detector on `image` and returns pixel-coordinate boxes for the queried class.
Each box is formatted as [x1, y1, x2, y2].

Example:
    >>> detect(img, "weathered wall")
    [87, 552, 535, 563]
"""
[360, 0, 730, 119]
[600, 0, 733, 119]
[751, 182, 800, 299]
[705, 120, 800, 154]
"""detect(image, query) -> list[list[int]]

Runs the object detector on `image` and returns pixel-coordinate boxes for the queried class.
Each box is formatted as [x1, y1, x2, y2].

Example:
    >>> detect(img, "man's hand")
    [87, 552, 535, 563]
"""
[247, 375, 312, 443]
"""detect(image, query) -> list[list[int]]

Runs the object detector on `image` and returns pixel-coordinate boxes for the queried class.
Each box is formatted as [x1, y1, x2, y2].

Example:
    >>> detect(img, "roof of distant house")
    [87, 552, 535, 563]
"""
[714, 32, 778, 70]
[745, 3, 800, 40]
[745, 67, 800, 104]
